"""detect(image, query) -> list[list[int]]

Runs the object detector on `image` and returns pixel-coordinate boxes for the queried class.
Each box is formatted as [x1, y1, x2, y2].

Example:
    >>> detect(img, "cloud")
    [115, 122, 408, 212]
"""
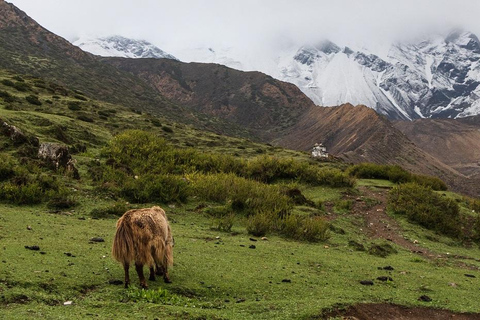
[8, 0, 480, 52]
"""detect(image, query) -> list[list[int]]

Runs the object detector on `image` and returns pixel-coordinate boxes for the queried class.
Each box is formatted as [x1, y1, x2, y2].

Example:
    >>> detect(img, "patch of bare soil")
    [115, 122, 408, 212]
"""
[320, 303, 480, 320]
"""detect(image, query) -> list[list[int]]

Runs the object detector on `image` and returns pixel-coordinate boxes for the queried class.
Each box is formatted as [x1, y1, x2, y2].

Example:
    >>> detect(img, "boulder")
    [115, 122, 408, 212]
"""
[38, 143, 80, 179]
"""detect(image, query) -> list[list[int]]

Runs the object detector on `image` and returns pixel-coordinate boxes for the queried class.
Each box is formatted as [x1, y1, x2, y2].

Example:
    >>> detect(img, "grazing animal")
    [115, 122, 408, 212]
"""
[112, 206, 174, 288]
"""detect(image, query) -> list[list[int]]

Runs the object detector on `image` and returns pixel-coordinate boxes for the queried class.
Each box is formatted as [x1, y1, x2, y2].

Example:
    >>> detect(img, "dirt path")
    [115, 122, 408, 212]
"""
[320, 303, 480, 320]
[349, 186, 439, 259]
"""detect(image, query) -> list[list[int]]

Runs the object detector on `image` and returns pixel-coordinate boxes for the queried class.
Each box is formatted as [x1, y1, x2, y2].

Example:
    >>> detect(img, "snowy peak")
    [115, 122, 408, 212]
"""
[445, 30, 480, 53]
[73, 35, 178, 60]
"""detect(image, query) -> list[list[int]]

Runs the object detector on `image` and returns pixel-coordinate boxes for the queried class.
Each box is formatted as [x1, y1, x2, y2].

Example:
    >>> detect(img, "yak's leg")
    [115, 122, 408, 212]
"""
[135, 263, 148, 289]
[155, 263, 164, 276]
[123, 262, 130, 288]
[149, 266, 156, 281]
[162, 264, 172, 283]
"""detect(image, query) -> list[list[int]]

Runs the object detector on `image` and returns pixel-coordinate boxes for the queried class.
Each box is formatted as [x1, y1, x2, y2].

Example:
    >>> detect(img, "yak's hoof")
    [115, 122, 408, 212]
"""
[149, 275, 156, 281]
[164, 277, 172, 284]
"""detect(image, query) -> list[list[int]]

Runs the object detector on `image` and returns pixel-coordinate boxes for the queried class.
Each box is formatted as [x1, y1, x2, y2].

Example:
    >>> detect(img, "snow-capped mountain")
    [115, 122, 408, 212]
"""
[72, 31, 480, 120]
[174, 30, 480, 120]
[73, 35, 177, 60]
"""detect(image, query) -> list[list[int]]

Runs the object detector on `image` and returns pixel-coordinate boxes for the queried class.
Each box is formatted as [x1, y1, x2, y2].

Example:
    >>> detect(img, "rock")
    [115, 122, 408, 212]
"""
[418, 295, 432, 302]
[89, 237, 105, 243]
[261, 237, 268, 241]
[360, 280, 374, 286]
[38, 143, 79, 179]
[27, 226, 32, 230]
[64, 252, 75, 257]
[236, 298, 246, 303]
[63, 301, 73, 306]
[376, 276, 393, 282]
[25, 245, 40, 251]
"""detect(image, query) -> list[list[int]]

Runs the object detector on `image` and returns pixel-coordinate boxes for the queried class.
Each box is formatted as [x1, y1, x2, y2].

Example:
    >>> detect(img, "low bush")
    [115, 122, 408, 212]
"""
[192, 173, 292, 217]
[13, 81, 30, 92]
[348, 163, 447, 190]
[368, 243, 398, 257]
[120, 174, 190, 204]
[46, 189, 77, 210]
[334, 199, 353, 213]
[90, 202, 130, 219]
[25, 95, 42, 106]
[246, 211, 275, 236]
[1, 79, 14, 87]
[77, 115, 94, 123]
[67, 101, 82, 111]
[214, 213, 235, 232]
[388, 183, 462, 238]
[279, 214, 330, 242]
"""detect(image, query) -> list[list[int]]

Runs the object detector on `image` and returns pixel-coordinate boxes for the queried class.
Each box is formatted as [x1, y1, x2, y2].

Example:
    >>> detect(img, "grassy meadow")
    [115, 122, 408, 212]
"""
[1, 70, 480, 319]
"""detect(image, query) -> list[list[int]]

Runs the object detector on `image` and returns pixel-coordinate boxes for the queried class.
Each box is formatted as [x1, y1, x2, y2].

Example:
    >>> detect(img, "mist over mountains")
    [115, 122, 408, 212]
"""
[75, 31, 480, 121]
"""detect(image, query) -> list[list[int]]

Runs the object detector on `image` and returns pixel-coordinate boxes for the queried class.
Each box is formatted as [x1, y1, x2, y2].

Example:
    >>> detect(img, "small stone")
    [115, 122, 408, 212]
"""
[215, 236, 220, 239]
[376, 276, 393, 282]
[236, 298, 245, 303]
[27, 226, 32, 230]
[360, 280, 374, 286]
[64, 252, 74, 257]
[63, 301, 73, 306]
[261, 237, 268, 241]
[418, 295, 432, 302]
[448, 282, 457, 287]
[25, 245, 40, 251]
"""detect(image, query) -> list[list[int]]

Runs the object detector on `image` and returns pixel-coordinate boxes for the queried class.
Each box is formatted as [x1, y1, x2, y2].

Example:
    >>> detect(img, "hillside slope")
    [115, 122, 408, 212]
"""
[394, 116, 480, 177]
[276, 104, 476, 195]
[101, 57, 315, 139]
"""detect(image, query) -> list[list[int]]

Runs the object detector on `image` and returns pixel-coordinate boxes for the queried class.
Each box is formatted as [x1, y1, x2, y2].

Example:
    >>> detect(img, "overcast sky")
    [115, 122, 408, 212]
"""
[7, 0, 480, 53]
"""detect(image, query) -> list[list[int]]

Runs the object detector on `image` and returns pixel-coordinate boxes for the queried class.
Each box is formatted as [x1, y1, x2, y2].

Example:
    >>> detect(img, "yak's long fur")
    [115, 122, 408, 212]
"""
[112, 206, 173, 287]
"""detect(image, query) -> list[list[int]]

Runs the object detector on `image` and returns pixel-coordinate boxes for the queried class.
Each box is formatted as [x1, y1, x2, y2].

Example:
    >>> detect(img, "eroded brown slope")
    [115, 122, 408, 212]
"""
[102, 57, 315, 139]
[276, 104, 474, 194]
[394, 117, 480, 177]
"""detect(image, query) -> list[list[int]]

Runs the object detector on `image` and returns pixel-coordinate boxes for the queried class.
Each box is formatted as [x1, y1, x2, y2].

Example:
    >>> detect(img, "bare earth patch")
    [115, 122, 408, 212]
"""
[320, 303, 480, 320]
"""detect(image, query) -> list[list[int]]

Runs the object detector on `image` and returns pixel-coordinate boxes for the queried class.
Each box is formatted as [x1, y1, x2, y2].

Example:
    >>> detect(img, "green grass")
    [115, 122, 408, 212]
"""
[1, 202, 480, 319]
[2, 69, 480, 319]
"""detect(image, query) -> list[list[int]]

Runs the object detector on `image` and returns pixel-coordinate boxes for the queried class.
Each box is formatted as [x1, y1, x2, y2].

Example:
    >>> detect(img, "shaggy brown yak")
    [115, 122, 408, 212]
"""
[112, 206, 173, 288]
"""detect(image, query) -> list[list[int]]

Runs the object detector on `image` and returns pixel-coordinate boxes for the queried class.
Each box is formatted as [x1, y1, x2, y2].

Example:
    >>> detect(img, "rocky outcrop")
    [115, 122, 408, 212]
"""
[1, 118, 38, 146]
[38, 143, 79, 179]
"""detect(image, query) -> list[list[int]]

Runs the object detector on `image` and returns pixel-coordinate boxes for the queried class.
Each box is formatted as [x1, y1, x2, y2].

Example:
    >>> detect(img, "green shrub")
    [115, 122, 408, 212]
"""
[47, 189, 77, 210]
[0, 157, 16, 181]
[1, 79, 14, 87]
[0, 182, 43, 205]
[279, 215, 330, 242]
[74, 94, 88, 101]
[214, 213, 235, 232]
[347, 163, 447, 190]
[25, 95, 42, 106]
[90, 202, 129, 219]
[68, 101, 82, 111]
[192, 173, 292, 217]
[388, 183, 461, 237]
[13, 81, 30, 92]
[121, 174, 190, 204]
[77, 114, 94, 122]
[334, 199, 353, 213]
[162, 126, 173, 133]
[368, 243, 398, 257]
[246, 211, 274, 236]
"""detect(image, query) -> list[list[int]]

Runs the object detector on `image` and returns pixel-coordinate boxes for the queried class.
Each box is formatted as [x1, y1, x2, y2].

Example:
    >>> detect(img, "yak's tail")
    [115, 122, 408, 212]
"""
[112, 216, 135, 264]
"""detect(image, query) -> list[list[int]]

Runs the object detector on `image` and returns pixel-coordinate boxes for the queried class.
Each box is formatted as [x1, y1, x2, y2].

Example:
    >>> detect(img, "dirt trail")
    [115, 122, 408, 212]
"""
[350, 186, 439, 259]
[320, 303, 480, 320]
